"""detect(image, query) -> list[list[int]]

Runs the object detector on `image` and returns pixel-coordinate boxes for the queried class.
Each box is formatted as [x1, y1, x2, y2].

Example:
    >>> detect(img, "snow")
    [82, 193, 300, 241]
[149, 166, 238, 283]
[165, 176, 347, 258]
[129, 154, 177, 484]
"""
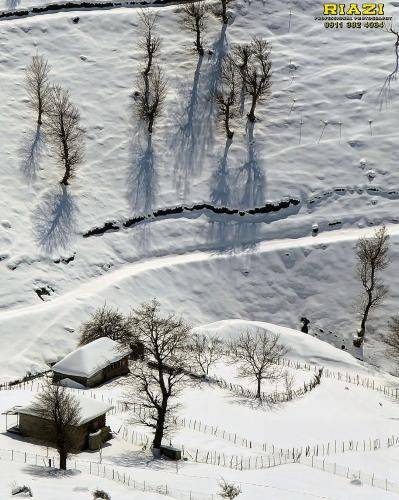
[1, 0, 399, 497]
[0, 460, 169, 500]
[194, 319, 370, 373]
[18, 393, 113, 425]
[52, 337, 130, 378]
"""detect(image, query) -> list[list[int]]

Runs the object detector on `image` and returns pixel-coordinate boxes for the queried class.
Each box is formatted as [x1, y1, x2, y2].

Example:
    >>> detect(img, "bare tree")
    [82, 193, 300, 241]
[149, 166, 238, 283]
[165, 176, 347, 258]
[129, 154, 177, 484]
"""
[25, 54, 51, 126]
[218, 479, 241, 499]
[214, 55, 238, 139]
[138, 11, 161, 78]
[238, 37, 272, 122]
[189, 332, 224, 376]
[181, 1, 208, 57]
[79, 304, 133, 348]
[136, 66, 167, 134]
[354, 226, 390, 343]
[46, 85, 84, 185]
[234, 44, 252, 74]
[127, 300, 190, 452]
[30, 381, 81, 470]
[383, 315, 399, 360]
[283, 370, 295, 400]
[228, 329, 287, 399]
[379, 21, 399, 109]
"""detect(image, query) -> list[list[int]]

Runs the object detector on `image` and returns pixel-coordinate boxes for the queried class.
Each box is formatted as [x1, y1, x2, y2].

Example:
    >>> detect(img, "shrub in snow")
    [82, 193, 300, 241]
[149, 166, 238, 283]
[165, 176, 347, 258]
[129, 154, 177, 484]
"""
[93, 490, 111, 500]
[218, 478, 241, 498]
[11, 484, 33, 497]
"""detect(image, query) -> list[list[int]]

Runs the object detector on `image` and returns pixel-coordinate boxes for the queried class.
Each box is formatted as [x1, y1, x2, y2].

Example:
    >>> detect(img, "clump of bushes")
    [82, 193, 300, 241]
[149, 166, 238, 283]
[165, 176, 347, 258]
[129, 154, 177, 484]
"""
[93, 490, 111, 500]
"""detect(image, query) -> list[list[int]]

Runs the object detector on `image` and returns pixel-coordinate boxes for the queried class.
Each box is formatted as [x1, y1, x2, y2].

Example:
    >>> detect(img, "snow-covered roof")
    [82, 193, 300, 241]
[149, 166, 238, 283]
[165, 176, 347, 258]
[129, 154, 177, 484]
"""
[18, 394, 113, 426]
[52, 338, 131, 378]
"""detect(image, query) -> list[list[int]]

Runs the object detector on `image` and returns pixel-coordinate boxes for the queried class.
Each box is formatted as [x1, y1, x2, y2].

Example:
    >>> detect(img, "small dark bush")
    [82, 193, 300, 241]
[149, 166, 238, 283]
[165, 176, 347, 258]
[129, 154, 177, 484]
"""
[93, 490, 111, 500]
[11, 484, 33, 497]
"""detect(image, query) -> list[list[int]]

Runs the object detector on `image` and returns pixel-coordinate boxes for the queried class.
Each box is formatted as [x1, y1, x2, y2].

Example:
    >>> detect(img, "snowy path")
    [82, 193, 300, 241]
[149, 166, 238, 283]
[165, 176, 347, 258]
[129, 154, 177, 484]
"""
[2, 223, 399, 322]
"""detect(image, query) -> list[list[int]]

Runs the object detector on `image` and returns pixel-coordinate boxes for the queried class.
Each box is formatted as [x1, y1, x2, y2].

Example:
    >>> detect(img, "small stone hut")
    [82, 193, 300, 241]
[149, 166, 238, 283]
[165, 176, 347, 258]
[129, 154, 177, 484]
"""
[52, 338, 131, 388]
[17, 396, 113, 451]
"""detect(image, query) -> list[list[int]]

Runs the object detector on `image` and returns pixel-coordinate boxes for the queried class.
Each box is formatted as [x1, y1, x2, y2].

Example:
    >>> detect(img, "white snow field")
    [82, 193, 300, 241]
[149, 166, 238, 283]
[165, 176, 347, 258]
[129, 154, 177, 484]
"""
[1, 0, 399, 497]
[1, 0, 399, 376]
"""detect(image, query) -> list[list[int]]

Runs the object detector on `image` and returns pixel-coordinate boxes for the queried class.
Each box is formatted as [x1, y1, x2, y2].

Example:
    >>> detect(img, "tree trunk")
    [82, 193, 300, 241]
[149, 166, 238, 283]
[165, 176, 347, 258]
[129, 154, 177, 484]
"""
[359, 291, 373, 338]
[61, 162, 70, 185]
[256, 376, 261, 399]
[60, 119, 70, 185]
[144, 52, 153, 77]
[195, 21, 204, 56]
[153, 405, 166, 449]
[222, 0, 228, 24]
[59, 448, 67, 470]
[248, 95, 257, 123]
[148, 115, 154, 134]
[38, 108, 42, 126]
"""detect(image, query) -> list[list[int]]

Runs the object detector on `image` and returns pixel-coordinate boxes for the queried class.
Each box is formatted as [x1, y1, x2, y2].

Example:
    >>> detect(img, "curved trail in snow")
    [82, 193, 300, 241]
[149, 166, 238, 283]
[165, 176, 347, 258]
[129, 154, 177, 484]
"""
[1, 223, 399, 321]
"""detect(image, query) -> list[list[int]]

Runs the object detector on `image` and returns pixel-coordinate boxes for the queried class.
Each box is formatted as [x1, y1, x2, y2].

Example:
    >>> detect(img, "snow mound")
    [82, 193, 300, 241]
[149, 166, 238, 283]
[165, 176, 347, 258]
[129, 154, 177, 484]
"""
[52, 338, 130, 378]
[193, 319, 370, 374]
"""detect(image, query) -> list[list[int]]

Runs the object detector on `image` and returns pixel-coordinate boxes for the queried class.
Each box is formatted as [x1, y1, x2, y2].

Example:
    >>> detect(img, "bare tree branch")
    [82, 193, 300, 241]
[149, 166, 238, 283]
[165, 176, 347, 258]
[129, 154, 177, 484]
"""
[79, 304, 137, 352]
[25, 54, 52, 126]
[228, 329, 287, 399]
[354, 226, 390, 343]
[136, 66, 167, 134]
[180, 1, 208, 57]
[188, 332, 224, 376]
[31, 380, 81, 470]
[238, 37, 272, 123]
[45, 85, 84, 185]
[138, 10, 161, 78]
[214, 55, 238, 138]
[126, 300, 191, 451]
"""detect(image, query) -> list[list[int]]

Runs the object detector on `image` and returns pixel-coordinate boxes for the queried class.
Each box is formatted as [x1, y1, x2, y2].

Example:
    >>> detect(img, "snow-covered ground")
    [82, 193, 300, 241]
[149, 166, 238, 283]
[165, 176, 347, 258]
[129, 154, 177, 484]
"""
[1, 0, 399, 377]
[1, 0, 399, 497]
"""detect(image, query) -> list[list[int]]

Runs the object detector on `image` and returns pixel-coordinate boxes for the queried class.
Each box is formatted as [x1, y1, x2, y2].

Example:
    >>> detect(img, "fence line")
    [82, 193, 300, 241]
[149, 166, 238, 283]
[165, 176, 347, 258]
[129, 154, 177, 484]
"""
[5, 378, 399, 463]
[210, 368, 323, 404]
[0, 446, 215, 500]
[276, 357, 399, 400]
[299, 455, 399, 495]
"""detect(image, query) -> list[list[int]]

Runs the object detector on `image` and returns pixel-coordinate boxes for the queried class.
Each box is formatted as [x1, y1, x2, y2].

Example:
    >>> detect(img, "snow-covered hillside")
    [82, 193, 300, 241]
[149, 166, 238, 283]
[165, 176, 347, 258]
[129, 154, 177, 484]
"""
[1, 1, 399, 497]
[1, 0, 399, 379]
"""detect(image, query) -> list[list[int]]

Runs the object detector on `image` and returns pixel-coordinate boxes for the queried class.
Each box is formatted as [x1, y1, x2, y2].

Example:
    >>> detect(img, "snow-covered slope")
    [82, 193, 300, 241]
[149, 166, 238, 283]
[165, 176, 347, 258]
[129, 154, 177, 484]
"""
[1, 0, 399, 374]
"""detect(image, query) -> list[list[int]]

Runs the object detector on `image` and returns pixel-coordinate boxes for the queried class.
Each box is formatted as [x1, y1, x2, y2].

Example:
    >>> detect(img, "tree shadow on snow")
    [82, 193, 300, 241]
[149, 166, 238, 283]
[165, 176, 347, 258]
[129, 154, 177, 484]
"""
[234, 121, 265, 208]
[171, 56, 204, 199]
[19, 125, 46, 183]
[6, 0, 21, 9]
[33, 184, 78, 254]
[210, 138, 233, 206]
[22, 465, 80, 478]
[171, 25, 228, 200]
[108, 450, 177, 471]
[206, 122, 266, 250]
[128, 132, 157, 214]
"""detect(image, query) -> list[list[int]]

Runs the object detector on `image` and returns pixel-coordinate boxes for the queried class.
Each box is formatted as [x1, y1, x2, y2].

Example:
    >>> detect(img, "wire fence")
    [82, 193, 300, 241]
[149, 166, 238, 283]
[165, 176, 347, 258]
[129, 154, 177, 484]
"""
[5, 377, 399, 464]
[210, 368, 323, 404]
[300, 455, 399, 495]
[0, 446, 215, 500]
[276, 357, 399, 400]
